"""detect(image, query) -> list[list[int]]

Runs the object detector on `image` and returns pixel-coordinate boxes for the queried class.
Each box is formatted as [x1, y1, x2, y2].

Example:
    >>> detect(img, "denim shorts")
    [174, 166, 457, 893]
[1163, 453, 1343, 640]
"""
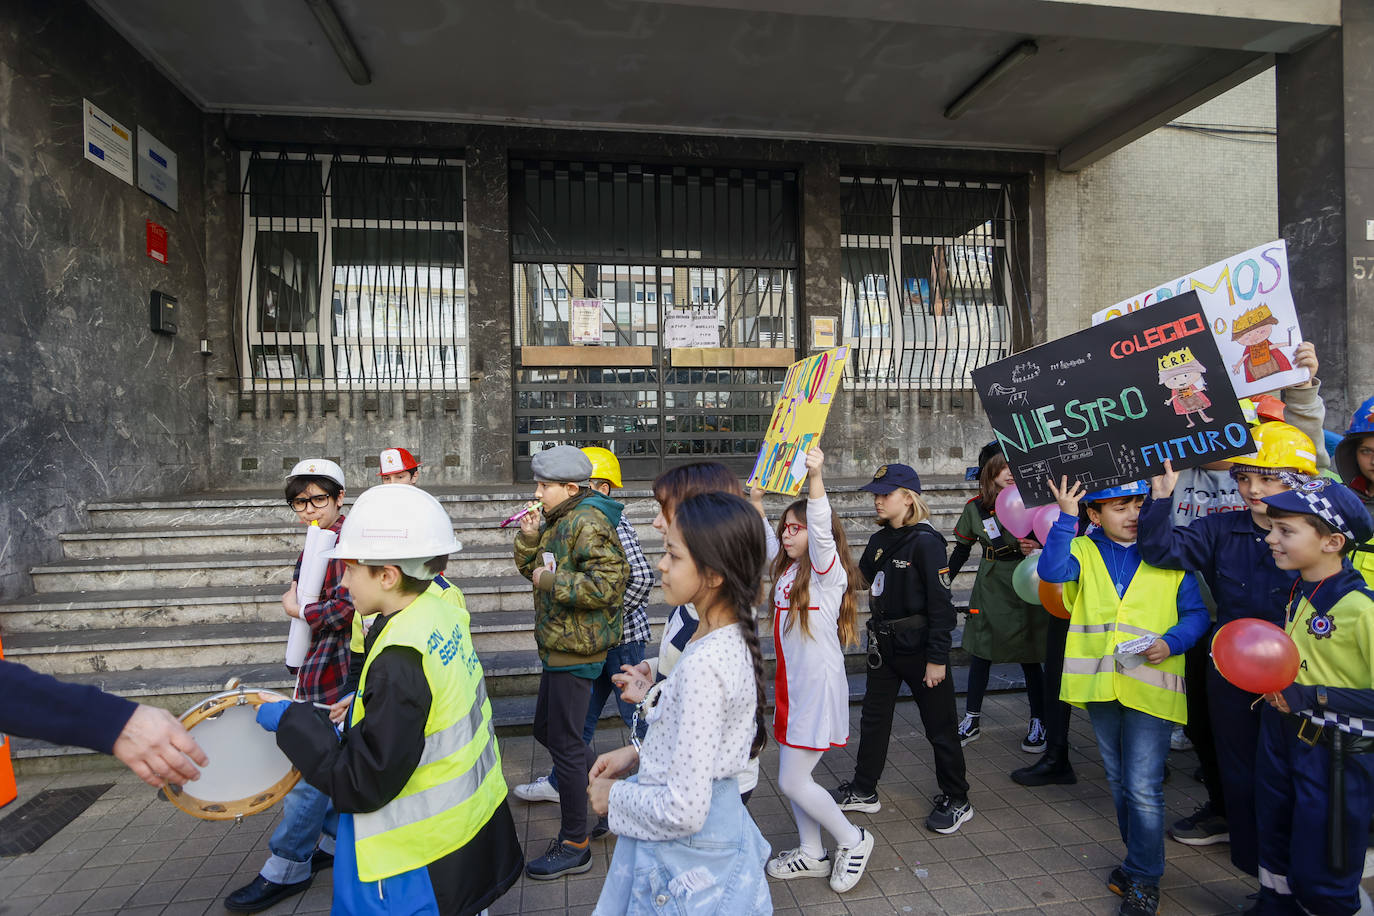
[594, 776, 772, 915]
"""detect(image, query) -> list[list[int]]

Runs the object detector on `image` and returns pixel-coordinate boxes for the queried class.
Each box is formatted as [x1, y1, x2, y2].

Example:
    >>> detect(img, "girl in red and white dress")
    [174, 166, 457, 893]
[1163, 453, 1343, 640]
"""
[761, 447, 874, 893]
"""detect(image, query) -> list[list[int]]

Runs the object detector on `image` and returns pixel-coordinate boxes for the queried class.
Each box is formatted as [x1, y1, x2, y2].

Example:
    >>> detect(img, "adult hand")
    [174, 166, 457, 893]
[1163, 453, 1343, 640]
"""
[1290, 340, 1318, 387]
[1143, 639, 1172, 665]
[111, 705, 208, 789]
[282, 586, 301, 620]
[1048, 475, 1085, 517]
[1017, 537, 1038, 556]
[612, 663, 653, 704]
[923, 663, 946, 689]
[1150, 459, 1179, 500]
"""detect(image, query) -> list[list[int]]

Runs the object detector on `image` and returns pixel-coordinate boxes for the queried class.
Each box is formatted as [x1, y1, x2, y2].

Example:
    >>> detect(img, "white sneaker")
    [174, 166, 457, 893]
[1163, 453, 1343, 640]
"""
[829, 828, 875, 893]
[512, 776, 560, 803]
[765, 847, 831, 880]
[1170, 725, 1193, 752]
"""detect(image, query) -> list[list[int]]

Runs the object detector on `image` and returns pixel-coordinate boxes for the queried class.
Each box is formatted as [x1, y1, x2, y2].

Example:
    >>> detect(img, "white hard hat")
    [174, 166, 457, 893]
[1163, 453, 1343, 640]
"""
[286, 458, 346, 489]
[325, 485, 461, 577]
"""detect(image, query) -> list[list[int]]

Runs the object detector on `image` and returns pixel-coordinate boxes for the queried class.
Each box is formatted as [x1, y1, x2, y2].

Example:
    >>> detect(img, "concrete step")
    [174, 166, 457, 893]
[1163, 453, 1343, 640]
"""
[82, 480, 979, 530]
[58, 505, 967, 560]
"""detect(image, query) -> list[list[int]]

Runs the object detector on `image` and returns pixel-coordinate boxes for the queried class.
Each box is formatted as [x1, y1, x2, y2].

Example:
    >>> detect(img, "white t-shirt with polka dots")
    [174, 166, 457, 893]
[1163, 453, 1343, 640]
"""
[607, 622, 759, 841]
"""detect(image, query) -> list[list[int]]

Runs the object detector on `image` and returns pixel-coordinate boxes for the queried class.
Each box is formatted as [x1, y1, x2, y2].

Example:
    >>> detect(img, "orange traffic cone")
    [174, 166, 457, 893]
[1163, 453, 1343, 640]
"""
[0, 633, 17, 808]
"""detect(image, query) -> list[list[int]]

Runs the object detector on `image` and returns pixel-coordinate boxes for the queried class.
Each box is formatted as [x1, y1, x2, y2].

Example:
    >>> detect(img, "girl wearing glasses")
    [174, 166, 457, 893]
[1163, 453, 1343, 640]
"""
[760, 447, 874, 893]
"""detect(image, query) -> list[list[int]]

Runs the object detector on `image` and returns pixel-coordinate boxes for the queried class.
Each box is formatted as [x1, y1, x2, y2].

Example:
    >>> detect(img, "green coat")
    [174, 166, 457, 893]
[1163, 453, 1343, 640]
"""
[953, 499, 1047, 664]
[514, 491, 628, 669]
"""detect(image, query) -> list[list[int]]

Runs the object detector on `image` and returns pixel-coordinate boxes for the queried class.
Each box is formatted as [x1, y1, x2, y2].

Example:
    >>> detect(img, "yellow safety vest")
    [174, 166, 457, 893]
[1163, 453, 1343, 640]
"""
[349, 574, 467, 653]
[1352, 541, 1374, 590]
[349, 588, 506, 881]
[1061, 538, 1188, 725]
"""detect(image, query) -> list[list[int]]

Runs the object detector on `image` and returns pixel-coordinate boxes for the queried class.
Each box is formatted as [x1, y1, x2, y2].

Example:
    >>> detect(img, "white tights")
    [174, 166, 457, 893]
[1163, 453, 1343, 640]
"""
[776, 745, 862, 858]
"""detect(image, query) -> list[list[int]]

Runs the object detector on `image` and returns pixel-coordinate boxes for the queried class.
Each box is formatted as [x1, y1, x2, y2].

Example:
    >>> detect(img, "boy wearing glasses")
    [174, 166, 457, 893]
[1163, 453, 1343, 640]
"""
[224, 458, 356, 913]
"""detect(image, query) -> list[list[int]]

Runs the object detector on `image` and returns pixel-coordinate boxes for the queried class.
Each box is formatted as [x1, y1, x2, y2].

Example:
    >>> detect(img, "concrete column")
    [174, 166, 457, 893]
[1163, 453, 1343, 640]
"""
[1276, 3, 1374, 422]
[800, 148, 842, 355]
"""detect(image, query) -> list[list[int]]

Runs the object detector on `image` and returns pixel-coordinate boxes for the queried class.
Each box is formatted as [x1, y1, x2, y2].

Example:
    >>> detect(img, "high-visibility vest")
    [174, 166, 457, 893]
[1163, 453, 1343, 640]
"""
[1352, 540, 1374, 590]
[349, 574, 466, 653]
[349, 588, 505, 881]
[1061, 538, 1188, 725]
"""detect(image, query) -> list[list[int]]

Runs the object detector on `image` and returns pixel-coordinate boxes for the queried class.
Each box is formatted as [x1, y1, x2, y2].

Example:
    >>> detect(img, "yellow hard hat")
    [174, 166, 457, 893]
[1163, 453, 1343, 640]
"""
[1225, 421, 1318, 476]
[580, 447, 623, 488]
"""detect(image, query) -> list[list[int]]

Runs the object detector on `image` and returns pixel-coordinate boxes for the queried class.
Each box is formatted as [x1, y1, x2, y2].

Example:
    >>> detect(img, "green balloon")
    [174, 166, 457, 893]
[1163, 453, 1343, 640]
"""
[1012, 555, 1044, 605]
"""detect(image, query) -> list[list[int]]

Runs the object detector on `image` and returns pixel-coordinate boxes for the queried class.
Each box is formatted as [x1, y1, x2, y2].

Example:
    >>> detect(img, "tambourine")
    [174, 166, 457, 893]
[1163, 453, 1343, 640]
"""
[164, 684, 301, 821]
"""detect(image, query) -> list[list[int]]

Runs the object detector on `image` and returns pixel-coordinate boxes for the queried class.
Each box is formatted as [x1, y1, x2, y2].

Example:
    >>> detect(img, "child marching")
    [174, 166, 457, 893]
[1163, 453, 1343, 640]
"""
[762, 447, 876, 893]
[587, 492, 773, 915]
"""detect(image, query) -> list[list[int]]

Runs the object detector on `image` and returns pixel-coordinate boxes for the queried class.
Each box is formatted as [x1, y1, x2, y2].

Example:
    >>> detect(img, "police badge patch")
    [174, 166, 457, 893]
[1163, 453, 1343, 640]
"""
[1307, 610, 1336, 639]
[938, 566, 952, 589]
[871, 571, 886, 597]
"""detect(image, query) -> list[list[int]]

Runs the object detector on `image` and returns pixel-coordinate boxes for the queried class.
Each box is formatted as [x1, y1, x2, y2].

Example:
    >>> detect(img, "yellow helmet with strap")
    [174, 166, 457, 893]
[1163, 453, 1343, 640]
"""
[1225, 421, 1317, 476]
[580, 447, 623, 488]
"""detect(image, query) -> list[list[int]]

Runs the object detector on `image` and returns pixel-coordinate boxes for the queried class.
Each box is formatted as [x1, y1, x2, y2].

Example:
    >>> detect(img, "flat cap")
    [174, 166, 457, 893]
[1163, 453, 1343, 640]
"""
[531, 445, 593, 485]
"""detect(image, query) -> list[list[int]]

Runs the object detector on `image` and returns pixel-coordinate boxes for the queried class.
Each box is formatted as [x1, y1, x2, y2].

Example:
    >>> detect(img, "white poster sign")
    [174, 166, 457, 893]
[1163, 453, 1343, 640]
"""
[663, 310, 692, 348]
[569, 298, 603, 344]
[1091, 240, 1309, 397]
[137, 127, 178, 210]
[689, 308, 721, 348]
[83, 99, 133, 185]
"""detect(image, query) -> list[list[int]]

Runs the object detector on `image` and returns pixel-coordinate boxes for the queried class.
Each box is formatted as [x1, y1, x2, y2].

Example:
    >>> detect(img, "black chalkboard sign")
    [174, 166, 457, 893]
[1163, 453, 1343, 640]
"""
[972, 291, 1253, 508]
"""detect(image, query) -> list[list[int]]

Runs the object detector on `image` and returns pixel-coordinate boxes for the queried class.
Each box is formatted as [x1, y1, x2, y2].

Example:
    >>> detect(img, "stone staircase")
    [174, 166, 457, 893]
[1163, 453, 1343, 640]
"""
[2, 478, 983, 766]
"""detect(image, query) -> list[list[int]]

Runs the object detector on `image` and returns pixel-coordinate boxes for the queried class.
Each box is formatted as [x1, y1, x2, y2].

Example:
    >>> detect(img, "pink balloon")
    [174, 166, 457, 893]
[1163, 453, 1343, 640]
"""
[1031, 504, 1059, 546]
[995, 484, 1033, 538]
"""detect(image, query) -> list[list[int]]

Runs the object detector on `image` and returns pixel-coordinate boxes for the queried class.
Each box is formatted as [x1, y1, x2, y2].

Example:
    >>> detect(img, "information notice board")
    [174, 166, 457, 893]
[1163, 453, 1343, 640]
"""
[971, 292, 1253, 507]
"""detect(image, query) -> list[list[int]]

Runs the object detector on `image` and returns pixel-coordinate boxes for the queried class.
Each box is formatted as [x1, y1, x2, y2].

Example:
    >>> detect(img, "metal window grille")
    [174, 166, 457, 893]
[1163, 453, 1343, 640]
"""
[840, 174, 1031, 390]
[235, 148, 469, 394]
[509, 159, 799, 477]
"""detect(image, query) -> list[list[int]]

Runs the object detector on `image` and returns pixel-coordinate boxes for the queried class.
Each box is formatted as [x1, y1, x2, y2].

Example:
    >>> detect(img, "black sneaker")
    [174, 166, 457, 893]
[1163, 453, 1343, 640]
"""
[310, 849, 334, 873]
[1107, 865, 1134, 897]
[1167, 802, 1229, 846]
[224, 875, 313, 913]
[1119, 883, 1160, 916]
[1021, 717, 1047, 753]
[833, 781, 881, 814]
[925, 794, 974, 834]
[956, 713, 981, 746]
[591, 816, 610, 840]
[525, 838, 593, 880]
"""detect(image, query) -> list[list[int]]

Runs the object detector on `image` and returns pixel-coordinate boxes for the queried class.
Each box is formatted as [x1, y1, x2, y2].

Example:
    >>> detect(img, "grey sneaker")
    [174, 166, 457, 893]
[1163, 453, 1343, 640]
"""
[1167, 803, 1229, 846]
[833, 781, 881, 814]
[925, 794, 974, 834]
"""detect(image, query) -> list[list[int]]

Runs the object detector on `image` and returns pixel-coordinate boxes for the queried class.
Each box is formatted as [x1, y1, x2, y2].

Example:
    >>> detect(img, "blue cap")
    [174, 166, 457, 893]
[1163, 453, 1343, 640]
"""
[1261, 478, 1374, 544]
[859, 463, 922, 494]
[1083, 480, 1149, 503]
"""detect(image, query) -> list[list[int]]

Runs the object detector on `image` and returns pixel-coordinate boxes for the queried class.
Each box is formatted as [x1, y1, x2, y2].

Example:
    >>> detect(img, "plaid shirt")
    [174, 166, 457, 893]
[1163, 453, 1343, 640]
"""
[616, 515, 653, 646]
[291, 515, 353, 704]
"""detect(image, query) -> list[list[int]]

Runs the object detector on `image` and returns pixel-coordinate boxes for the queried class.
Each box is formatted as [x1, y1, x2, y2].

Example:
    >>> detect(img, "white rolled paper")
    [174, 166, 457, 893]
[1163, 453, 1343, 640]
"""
[286, 524, 338, 667]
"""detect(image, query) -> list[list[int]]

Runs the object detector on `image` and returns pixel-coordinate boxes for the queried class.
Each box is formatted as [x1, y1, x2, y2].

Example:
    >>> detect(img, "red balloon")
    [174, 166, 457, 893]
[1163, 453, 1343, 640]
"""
[1039, 580, 1070, 619]
[1211, 619, 1301, 695]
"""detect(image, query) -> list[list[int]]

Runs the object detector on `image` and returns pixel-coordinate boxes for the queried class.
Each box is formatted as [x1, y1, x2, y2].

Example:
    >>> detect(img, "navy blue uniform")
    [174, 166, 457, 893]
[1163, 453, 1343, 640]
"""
[0, 659, 137, 753]
[1136, 497, 1298, 876]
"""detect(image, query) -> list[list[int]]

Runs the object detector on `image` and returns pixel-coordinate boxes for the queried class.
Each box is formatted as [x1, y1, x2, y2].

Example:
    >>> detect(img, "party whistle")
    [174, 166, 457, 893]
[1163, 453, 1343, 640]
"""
[500, 501, 543, 528]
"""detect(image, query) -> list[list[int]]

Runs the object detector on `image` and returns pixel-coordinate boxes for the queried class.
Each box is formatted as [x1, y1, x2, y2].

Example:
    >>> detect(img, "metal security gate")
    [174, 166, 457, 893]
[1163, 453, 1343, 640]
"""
[510, 160, 800, 480]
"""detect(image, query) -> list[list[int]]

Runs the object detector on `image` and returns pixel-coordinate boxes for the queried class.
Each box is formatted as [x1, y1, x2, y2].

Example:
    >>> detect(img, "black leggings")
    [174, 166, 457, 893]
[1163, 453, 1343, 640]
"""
[964, 656, 1045, 720]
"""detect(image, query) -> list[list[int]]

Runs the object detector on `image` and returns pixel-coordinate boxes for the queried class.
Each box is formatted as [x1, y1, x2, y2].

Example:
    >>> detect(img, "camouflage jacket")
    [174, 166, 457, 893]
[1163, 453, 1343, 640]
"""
[514, 491, 629, 668]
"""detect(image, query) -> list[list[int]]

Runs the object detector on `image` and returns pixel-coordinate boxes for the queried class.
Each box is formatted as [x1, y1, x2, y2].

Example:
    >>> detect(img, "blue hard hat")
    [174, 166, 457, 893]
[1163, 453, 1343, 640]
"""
[1346, 396, 1374, 437]
[1084, 480, 1149, 503]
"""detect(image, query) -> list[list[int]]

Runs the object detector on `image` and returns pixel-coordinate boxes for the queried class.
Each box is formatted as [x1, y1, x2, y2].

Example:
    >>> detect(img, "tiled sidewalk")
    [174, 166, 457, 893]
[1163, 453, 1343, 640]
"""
[2, 692, 1369, 915]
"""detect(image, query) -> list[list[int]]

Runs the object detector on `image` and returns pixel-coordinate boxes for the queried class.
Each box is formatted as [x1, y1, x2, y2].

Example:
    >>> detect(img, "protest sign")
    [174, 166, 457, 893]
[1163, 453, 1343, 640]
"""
[973, 292, 1252, 508]
[1091, 240, 1308, 397]
[747, 347, 851, 495]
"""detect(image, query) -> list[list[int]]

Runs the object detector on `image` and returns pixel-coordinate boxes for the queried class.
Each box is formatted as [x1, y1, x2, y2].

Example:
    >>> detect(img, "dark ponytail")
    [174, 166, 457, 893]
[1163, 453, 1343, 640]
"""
[673, 492, 770, 759]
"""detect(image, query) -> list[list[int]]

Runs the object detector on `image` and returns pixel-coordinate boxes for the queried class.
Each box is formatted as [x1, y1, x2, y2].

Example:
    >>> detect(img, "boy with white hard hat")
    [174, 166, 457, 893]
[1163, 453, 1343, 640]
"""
[225, 458, 355, 913]
[377, 447, 421, 485]
[257, 484, 523, 915]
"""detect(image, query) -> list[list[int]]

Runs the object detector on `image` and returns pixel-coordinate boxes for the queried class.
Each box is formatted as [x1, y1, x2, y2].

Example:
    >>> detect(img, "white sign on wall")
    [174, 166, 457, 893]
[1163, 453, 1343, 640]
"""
[82, 99, 133, 185]
[137, 127, 178, 210]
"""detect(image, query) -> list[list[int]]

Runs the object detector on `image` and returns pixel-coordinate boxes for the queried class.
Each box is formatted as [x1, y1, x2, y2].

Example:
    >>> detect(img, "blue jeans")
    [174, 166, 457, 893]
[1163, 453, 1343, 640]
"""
[593, 777, 771, 915]
[548, 641, 646, 792]
[1087, 701, 1173, 886]
[262, 779, 337, 885]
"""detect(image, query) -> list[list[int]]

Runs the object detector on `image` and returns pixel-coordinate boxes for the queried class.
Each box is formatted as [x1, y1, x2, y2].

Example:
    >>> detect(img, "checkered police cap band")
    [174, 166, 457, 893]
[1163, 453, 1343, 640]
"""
[1282, 477, 1357, 540]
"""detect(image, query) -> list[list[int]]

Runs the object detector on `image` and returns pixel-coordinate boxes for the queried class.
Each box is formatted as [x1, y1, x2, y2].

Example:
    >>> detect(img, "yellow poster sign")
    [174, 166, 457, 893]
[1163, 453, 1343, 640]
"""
[747, 347, 851, 495]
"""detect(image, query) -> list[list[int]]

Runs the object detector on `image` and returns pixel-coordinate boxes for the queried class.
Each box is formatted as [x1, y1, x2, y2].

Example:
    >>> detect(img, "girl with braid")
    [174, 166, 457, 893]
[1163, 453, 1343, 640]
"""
[588, 492, 773, 914]
[762, 447, 875, 893]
